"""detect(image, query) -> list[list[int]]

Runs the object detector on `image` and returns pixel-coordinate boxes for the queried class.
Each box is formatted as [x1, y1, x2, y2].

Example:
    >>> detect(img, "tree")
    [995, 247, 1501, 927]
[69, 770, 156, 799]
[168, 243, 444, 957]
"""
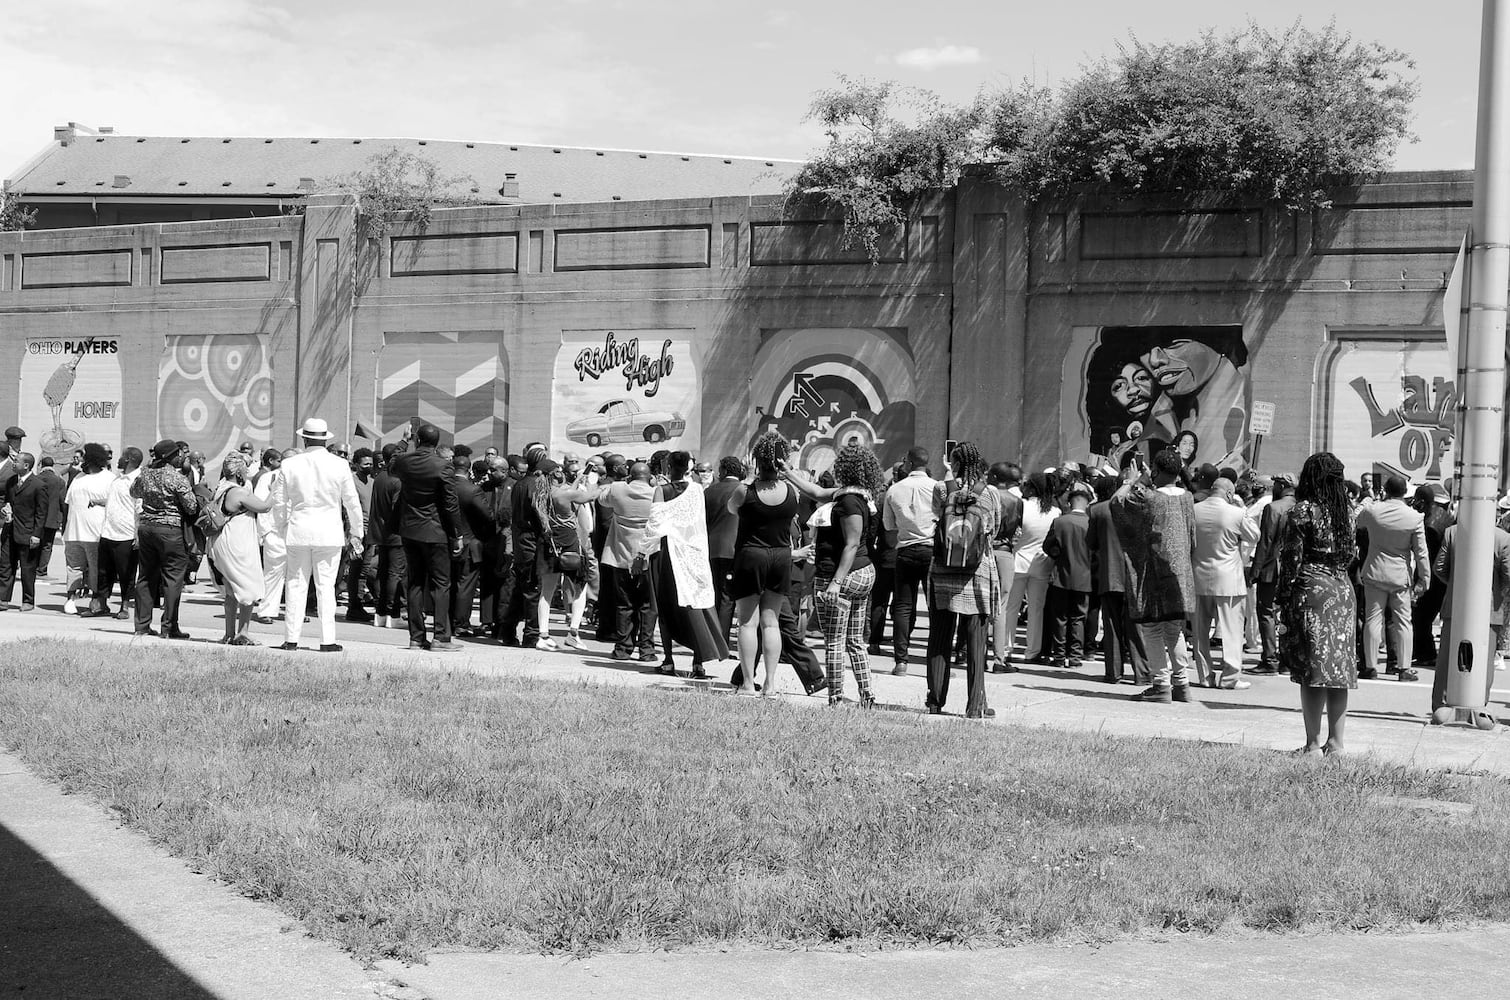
[784, 76, 989, 260]
[791, 20, 1418, 259]
[0, 190, 35, 231]
[321, 147, 479, 241]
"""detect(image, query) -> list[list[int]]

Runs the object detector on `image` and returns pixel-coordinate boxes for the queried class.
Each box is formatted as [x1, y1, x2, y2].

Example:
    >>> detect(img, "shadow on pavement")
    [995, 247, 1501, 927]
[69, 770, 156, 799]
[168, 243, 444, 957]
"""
[0, 821, 217, 1000]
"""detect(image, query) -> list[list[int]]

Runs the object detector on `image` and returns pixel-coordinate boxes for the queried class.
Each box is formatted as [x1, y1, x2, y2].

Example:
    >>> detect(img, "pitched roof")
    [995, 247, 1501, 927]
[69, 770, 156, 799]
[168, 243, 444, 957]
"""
[6, 133, 803, 204]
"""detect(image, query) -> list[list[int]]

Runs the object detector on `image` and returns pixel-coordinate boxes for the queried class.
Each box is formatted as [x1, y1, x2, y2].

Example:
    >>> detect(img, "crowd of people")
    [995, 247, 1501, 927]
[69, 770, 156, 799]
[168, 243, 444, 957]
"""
[0, 418, 1502, 749]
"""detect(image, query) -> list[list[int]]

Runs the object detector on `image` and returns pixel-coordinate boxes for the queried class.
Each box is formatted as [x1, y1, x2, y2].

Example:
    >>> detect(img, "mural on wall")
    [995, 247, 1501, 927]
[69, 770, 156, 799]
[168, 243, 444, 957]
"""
[1061, 325, 1251, 471]
[550, 330, 699, 454]
[159, 335, 274, 457]
[376, 331, 509, 453]
[19, 337, 123, 464]
[750, 328, 917, 474]
[1316, 334, 1455, 487]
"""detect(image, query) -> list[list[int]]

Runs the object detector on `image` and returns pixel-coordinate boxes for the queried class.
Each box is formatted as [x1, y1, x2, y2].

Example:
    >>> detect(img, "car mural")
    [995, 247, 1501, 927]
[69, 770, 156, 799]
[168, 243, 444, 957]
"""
[564, 398, 687, 447]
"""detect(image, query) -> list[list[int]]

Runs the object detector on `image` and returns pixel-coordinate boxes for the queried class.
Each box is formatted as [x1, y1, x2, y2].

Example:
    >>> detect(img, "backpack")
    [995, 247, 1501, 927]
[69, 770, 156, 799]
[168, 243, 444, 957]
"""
[195, 489, 234, 541]
[934, 481, 990, 572]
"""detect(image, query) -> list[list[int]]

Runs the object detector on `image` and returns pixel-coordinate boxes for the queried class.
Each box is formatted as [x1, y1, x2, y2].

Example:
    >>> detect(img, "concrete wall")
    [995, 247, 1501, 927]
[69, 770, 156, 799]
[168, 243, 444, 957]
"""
[0, 173, 1470, 484]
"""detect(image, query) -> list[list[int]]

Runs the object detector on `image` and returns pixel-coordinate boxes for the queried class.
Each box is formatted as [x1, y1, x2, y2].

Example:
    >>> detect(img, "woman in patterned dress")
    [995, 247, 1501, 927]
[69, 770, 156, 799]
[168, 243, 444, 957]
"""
[1277, 452, 1358, 756]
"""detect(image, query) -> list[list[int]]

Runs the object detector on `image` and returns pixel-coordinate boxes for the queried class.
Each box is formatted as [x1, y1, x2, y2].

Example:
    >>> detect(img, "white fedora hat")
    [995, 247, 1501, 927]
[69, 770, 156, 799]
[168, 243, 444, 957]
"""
[299, 417, 332, 441]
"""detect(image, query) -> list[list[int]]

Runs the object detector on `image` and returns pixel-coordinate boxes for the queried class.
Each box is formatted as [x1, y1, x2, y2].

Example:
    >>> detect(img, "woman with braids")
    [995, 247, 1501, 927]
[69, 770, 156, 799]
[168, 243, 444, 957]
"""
[1278, 452, 1359, 756]
[727, 432, 799, 695]
[784, 443, 883, 707]
[926, 442, 1002, 718]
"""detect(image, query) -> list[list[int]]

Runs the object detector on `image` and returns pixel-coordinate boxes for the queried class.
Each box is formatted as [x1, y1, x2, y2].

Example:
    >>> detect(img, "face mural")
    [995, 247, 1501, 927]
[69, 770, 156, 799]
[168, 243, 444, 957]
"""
[1061, 325, 1251, 471]
[1315, 335, 1455, 488]
[20, 337, 123, 465]
[376, 331, 509, 452]
[550, 330, 700, 453]
[750, 328, 916, 474]
[159, 335, 274, 457]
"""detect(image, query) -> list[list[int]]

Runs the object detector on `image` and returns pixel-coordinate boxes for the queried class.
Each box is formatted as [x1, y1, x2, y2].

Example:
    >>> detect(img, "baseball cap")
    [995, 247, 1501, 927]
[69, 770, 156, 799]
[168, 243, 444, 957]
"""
[3, 426, 23, 440]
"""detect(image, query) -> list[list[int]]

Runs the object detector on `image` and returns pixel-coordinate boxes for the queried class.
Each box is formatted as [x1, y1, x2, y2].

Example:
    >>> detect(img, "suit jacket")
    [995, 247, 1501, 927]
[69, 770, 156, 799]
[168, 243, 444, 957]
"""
[1085, 499, 1127, 595]
[1192, 496, 1259, 597]
[1434, 524, 1510, 625]
[453, 476, 495, 559]
[37, 469, 65, 529]
[6, 474, 46, 542]
[703, 478, 742, 560]
[1356, 497, 1430, 591]
[597, 479, 655, 568]
[1042, 509, 1092, 592]
[1253, 493, 1296, 584]
[272, 446, 364, 548]
[389, 447, 462, 544]
[1422, 503, 1454, 561]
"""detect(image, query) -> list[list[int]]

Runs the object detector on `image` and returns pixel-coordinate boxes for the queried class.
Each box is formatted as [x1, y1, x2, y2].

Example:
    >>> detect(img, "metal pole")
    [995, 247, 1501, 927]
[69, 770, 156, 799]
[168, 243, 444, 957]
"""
[1446, 0, 1510, 711]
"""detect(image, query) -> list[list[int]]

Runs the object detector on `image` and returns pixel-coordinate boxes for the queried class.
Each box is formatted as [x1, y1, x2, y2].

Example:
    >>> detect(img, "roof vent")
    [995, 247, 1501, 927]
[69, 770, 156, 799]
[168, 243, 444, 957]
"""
[500, 172, 519, 198]
[98, 126, 114, 134]
[297, 177, 316, 191]
[112, 175, 131, 188]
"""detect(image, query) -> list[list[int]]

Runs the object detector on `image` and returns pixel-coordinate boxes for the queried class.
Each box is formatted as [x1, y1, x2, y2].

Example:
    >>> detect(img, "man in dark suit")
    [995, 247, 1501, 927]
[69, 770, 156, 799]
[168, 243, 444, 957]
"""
[501, 444, 549, 647]
[1086, 475, 1147, 684]
[449, 455, 494, 636]
[1249, 474, 1296, 675]
[0, 443, 15, 604]
[703, 455, 745, 641]
[1413, 483, 1455, 665]
[3, 454, 45, 610]
[368, 443, 407, 629]
[35, 457, 65, 578]
[389, 423, 464, 651]
[477, 455, 514, 639]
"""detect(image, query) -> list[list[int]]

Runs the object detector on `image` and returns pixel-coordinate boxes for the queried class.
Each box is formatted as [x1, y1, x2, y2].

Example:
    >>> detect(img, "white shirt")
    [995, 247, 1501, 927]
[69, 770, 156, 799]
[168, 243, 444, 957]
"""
[1014, 501, 1061, 577]
[271, 447, 363, 548]
[882, 471, 939, 548]
[254, 469, 280, 541]
[63, 470, 114, 543]
[100, 469, 140, 542]
[1242, 494, 1272, 563]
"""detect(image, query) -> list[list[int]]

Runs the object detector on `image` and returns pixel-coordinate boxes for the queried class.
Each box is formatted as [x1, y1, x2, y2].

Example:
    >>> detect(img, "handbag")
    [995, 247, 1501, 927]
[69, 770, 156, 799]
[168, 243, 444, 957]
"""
[552, 539, 583, 573]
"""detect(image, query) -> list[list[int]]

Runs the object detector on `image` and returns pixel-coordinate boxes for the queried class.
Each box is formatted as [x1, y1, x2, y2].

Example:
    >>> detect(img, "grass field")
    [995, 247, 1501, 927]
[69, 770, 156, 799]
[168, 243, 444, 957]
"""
[2, 637, 1509, 961]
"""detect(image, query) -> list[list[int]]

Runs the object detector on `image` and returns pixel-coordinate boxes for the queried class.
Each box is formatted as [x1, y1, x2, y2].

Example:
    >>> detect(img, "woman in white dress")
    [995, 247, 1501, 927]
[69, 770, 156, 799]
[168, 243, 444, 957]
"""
[209, 453, 272, 644]
[1000, 472, 1060, 664]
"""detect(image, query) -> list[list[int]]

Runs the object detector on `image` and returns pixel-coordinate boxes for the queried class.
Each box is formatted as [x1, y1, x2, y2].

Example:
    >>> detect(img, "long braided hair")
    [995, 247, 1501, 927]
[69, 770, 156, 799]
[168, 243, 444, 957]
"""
[1295, 451, 1355, 558]
[950, 441, 987, 486]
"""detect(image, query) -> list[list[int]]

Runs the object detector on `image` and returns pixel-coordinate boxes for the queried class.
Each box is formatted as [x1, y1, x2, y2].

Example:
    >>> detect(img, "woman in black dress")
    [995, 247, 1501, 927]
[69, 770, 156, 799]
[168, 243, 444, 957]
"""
[647, 450, 729, 679]
[1278, 452, 1358, 756]
[728, 432, 797, 696]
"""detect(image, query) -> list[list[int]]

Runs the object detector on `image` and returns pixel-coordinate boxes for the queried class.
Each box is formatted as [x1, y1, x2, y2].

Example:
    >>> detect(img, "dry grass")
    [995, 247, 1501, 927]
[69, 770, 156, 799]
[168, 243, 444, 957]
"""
[2, 637, 1510, 961]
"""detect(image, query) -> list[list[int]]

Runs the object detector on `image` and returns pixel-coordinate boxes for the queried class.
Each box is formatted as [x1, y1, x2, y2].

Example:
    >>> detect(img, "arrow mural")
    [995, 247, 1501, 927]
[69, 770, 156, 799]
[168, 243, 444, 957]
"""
[375, 331, 509, 451]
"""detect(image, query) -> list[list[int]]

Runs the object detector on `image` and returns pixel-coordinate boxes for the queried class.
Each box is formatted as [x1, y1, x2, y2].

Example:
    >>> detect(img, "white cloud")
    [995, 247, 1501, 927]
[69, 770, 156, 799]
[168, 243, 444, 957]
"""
[892, 44, 984, 71]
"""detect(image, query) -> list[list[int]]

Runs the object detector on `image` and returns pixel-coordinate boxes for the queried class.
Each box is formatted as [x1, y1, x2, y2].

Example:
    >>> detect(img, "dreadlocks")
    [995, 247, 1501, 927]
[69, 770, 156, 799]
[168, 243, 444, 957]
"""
[1296, 451, 1355, 560]
[950, 441, 987, 486]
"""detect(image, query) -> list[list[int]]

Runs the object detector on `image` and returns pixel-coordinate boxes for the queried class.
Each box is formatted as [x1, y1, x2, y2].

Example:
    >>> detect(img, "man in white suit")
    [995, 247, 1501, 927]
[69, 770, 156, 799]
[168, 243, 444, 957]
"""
[1192, 477, 1260, 689]
[271, 418, 364, 652]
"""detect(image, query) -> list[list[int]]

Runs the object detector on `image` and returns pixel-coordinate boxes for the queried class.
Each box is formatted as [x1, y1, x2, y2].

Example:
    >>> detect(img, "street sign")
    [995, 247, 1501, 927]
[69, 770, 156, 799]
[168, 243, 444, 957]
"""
[1249, 400, 1275, 436]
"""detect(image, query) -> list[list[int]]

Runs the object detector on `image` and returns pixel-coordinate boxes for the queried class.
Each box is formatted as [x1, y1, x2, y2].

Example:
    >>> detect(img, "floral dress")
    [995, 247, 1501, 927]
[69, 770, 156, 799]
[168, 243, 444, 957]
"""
[1277, 500, 1358, 688]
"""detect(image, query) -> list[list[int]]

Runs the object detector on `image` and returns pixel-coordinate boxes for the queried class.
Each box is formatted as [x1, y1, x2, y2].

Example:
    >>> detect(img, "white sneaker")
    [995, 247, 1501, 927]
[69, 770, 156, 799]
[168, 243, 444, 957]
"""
[564, 631, 587, 651]
[536, 636, 559, 651]
[63, 598, 77, 615]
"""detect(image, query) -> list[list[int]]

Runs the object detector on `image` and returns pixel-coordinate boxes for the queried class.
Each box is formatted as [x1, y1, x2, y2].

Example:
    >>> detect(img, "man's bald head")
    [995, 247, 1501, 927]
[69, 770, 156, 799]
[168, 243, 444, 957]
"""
[628, 461, 651, 483]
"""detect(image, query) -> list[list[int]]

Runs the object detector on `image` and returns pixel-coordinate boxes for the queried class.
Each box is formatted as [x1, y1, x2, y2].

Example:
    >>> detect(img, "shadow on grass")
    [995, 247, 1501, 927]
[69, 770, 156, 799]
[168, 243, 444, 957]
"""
[0, 821, 217, 1000]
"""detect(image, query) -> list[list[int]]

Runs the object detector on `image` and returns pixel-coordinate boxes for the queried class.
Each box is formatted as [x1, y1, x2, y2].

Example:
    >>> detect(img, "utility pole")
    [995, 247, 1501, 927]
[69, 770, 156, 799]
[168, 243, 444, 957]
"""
[1443, 0, 1510, 724]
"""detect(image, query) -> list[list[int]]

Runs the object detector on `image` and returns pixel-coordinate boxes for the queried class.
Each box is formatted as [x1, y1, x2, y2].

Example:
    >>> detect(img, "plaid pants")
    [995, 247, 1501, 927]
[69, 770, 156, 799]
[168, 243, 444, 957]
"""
[815, 564, 876, 702]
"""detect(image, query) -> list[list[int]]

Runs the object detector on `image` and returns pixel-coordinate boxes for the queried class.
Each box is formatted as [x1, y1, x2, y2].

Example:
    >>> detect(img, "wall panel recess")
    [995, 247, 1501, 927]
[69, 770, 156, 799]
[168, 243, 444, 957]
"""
[160, 243, 272, 283]
[390, 233, 519, 276]
[1080, 210, 1261, 260]
[21, 249, 133, 288]
[750, 220, 907, 265]
[553, 225, 710, 271]
[1311, 204, 1470, 255]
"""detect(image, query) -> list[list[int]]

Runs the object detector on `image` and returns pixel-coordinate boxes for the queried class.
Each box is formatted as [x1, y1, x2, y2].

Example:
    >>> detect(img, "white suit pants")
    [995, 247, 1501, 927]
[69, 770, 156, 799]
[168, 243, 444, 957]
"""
[284, 544, 341, 645]
[257, 534, 287, 618]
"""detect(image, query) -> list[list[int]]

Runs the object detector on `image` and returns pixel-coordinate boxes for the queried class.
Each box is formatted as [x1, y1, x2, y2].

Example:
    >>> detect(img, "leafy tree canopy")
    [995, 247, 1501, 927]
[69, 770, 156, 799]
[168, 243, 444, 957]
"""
[0, 189, 36, 232]
[321, 147, 478, 239]
[788, 20, 1419, 259]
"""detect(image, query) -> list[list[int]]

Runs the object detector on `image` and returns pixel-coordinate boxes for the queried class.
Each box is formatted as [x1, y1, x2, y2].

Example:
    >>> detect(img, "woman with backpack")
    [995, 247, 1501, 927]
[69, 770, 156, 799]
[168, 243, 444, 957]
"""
[783, 443, 884, 707]
[208, 452, 273, 644]
[926, 441, 1002, 719]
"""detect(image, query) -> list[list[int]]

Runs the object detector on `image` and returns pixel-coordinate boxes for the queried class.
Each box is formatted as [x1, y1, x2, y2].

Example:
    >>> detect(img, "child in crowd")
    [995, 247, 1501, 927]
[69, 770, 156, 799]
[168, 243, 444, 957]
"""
[1043, 480, 1094, 669]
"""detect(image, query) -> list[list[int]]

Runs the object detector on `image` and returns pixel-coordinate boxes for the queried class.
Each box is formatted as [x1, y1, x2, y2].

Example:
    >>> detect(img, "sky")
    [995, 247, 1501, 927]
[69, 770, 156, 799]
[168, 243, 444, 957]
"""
[0, 0, 1486, 181]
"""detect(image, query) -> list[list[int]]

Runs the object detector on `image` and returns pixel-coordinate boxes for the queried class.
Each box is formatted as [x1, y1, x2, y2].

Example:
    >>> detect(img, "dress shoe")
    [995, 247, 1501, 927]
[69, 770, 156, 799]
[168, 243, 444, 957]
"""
[1218, 679, 1252, 691]
[638, 651, 659, 663]
[133, 628, 158, 637]
[276, 642, 299, 651]
[19, 603, 35, 612]
[891, 664, 909, 676]
[115, 609, 131, 621]
[611, 649, 633, 661]
[431, 640, 462, 653]
[1171, 684, 1192, 703]
[345, 612, 374, 624]
[867, 643, 884, 656]
[1133, 685, 1172, 703]
[1398, 668, 1420, 682]
[1248, 664, 1278, 675]
[995, 661, 1020, 674]
[1358, 666, 1379, 680]
[407, 641, 432, 651]
[164, 629, 191, 640]
[319, 644, 343, 653]
[253, 615, 278, 625]
[690, 664, 710, 680]
[966, 707, 997, 719]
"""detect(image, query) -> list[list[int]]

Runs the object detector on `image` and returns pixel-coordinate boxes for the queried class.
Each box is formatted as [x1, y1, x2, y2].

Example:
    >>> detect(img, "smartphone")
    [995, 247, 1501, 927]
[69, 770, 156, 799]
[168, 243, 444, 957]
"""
[944, 439, 958, 461]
